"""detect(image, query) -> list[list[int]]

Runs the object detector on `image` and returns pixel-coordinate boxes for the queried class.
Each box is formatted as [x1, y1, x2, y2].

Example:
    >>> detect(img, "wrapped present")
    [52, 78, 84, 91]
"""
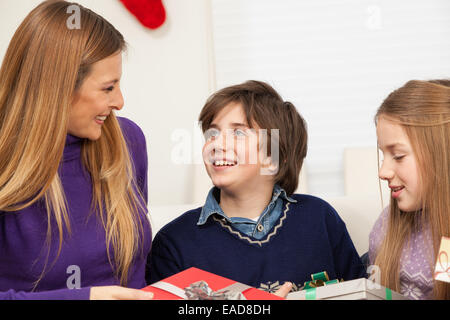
[287, 278, 406, 300]
[142, 267, 284, 300]
[434, 236, 450, 283]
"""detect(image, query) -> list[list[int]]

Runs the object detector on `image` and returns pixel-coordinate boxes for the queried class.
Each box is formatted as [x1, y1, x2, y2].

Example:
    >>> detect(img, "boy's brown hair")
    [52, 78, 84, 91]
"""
[199, 80, 308, 195]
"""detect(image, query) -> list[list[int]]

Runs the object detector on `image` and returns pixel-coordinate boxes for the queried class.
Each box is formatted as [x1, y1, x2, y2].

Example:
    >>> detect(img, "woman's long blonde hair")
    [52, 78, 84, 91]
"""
[374, 80, 450, 299]
[0, 1, 148, 286]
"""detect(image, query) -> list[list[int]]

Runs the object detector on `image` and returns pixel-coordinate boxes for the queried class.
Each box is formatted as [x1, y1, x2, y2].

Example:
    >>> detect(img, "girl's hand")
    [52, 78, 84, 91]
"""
[273, 282, 293, 298]
[90, 286, 154, 300]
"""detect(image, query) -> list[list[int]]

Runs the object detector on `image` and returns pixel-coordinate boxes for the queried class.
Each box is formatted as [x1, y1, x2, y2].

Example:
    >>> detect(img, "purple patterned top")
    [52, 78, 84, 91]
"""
[369, 207, 435, 300]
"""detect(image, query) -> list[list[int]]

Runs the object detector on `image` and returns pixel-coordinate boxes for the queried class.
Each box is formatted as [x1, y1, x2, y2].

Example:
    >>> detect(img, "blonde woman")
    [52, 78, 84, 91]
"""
[370, 80, 450, 300]
[0, 1, 153, 300]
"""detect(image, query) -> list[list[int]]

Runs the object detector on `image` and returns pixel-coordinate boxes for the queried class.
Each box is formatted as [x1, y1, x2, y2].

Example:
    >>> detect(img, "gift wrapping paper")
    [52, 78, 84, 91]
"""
[142, 267, 284, 300]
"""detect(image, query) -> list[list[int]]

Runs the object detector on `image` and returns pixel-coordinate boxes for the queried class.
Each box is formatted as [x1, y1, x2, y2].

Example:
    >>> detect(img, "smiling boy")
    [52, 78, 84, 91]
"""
[147, 81, 365, 293]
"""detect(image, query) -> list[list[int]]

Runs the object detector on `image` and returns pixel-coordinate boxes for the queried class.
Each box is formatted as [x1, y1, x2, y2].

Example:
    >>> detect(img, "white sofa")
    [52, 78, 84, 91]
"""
[148, 147, 390, 256]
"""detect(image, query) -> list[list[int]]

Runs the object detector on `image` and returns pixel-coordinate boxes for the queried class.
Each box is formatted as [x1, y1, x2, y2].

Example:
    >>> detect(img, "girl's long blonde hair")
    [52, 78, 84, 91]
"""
[0, 1, 148, 286]
[374, 80, 450, 299]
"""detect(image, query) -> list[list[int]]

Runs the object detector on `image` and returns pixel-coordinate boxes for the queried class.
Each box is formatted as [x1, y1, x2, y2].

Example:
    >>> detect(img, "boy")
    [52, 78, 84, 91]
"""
[147, 81, 365, 294]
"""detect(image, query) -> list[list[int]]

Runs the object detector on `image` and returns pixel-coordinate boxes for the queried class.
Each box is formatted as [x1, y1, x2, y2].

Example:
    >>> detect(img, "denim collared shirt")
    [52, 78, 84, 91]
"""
[197, 185, 297, 240]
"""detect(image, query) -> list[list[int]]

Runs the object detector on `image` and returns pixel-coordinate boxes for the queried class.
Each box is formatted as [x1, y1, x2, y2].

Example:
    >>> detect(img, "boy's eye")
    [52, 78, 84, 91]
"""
[234, 129, 246, 137]
[204, 128, 220, 140]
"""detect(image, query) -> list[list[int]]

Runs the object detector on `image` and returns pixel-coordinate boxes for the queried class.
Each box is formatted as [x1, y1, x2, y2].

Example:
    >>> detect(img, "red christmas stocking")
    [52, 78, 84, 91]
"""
[120, 0, 166, 29]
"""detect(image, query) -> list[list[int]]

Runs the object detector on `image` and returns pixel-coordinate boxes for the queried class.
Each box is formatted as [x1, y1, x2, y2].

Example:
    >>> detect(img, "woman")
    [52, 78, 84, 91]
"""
[0, 1, 153, 299]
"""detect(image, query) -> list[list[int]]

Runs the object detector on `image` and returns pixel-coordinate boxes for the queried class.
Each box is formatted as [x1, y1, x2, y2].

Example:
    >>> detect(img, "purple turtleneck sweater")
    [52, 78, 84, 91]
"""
[0, 117, 151, 300]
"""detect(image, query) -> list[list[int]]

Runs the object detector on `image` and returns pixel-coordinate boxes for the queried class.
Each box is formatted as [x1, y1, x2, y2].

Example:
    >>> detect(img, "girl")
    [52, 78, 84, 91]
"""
[370, 79, 450, 300]
[0, 1, 153, 300]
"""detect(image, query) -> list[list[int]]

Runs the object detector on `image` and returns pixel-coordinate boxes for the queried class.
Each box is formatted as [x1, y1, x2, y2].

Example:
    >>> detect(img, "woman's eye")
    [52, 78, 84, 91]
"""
[104, 86, 114, 92]
[234, 129, 246, 137]
[393, 155, 405, 161]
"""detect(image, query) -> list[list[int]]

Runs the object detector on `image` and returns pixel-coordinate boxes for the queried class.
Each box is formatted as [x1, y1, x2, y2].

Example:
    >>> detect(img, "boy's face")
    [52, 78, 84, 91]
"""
[376, 117, 422, 212]
[202, 102, 275, 194]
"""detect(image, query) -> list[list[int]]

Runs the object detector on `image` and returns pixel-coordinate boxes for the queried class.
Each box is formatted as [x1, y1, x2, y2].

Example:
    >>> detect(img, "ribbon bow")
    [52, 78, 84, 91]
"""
[184, 281, 247, 300]
[434, 250, 450, 281]
[303, 271, 342, 289]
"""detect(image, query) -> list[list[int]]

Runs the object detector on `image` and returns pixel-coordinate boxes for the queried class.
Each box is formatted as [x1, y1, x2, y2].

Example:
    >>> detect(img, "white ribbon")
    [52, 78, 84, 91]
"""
[151, 281, 188, 299]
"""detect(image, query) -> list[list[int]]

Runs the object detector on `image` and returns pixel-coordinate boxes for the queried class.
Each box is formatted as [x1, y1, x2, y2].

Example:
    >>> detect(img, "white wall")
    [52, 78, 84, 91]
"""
[211, 0, 450, 198]
[2, 0, 449, 209]
[0, 0, 215, 206]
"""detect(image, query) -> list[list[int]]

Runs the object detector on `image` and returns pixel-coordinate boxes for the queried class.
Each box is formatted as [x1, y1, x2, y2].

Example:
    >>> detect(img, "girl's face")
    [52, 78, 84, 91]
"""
[376, 117, 422, 212]
[69, 52, 124, 140]
[202, 102, 275, 194]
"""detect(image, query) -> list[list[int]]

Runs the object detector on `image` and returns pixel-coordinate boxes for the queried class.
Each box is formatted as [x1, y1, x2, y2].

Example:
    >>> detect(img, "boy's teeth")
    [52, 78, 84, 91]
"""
[214, 160, 235, 166]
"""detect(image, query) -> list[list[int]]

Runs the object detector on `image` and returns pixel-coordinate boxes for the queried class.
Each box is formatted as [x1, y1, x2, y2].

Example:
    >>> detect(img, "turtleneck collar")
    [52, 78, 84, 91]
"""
[63, 134, 84, 161]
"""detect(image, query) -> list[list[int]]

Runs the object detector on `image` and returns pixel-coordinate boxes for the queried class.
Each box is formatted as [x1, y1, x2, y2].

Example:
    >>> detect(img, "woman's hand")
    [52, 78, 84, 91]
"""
[90, 286, 154, 300]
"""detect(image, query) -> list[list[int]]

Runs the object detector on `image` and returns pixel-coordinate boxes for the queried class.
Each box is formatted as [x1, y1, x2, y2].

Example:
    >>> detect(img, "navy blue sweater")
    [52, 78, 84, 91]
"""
[147, 194, 366, 292]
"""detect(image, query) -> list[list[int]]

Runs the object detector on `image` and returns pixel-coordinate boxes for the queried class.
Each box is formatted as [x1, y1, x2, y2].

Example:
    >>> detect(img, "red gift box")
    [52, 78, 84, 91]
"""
[142, 267, 283, 300]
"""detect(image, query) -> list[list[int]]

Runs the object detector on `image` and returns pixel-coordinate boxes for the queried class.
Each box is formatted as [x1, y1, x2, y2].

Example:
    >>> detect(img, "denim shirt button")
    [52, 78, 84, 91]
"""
[257, 224, 264, 232]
